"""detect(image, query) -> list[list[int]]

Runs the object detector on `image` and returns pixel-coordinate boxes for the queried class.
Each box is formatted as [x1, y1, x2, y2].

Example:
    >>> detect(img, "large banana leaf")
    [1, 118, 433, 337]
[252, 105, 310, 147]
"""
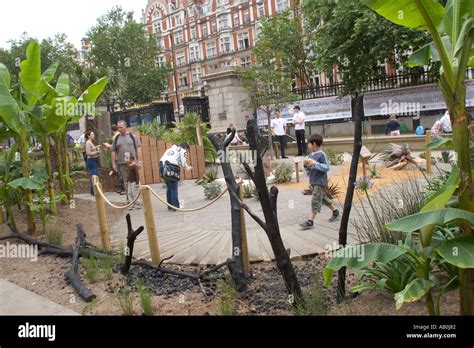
[394, 278, 434, 310]
[19, 41, 42, 107]
[426, 136, 453, 149]
[79, 77, 109, 104]
[8, 177, 45, 190]
[435, 236, 474, 268]
[0, 64, 20, 134]
[442, 0, 474, 49]
[422, 166, 460, 212]
[55, 73, 70, 97]
[323, 243, 408, 287]
[361, 0, 445, 31]
[386, 208, 474, 233]
[41, 61, 59, 84]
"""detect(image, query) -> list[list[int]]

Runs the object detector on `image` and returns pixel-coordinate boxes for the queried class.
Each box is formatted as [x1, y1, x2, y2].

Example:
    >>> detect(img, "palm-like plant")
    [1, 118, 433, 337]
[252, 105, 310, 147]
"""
[362, 0, 474, 316]
[380, 143, 415, 168]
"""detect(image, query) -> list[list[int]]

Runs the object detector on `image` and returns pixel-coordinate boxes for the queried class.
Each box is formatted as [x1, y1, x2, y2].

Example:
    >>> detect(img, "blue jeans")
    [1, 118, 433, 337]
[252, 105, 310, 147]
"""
[87, 158, 99, 196]
[159, 161, 179, 208]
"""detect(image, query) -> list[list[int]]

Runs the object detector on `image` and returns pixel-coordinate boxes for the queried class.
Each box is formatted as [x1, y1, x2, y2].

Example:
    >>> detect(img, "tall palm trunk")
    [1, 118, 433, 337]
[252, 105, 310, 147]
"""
[18, 134, 36, 234]
[449, 101, 474, 315]
[55, 134, 66, 201]
[61, 132, 72, 201]
[42, 137, 57, 215]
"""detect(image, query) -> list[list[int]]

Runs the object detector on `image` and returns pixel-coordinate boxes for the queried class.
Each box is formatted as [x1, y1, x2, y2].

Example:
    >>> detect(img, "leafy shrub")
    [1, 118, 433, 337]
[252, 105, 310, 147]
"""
[81, 255, 99, 284]
[204, 181, 222, 199]
[202, 169, 218, 185]
[242, 183, 258, 199]
[135, 279, 154, 316]
[438, 150, 454, 164]
[117, 289, 134, 316]
[325, 148, 344, 165]
[135, 119, 168, 139]
[325, 181, 341, 200]
[380, 143, 414, 168]
[274, 163, 293, 183]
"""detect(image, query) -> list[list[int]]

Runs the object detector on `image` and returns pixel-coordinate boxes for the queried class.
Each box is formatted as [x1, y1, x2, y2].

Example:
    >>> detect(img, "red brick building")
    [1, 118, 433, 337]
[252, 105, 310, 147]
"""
[143, 0, 295, 113]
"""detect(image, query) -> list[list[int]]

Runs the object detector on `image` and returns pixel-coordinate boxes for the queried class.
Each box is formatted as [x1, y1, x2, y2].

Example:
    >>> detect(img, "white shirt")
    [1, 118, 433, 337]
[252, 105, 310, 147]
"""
[160, 145, 191, 169]
[439, 114, 452, 132]
[271, 118, 287, 136]
[293, 111, 305, 130]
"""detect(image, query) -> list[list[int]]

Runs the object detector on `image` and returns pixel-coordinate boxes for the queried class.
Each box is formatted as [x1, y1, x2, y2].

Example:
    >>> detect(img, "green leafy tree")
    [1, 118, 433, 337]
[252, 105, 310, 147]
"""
[302, 0, 431, 95]
[254, 2, 311, 85]
[87, 6, 170, 104]
[362, 0, 474, 315]
[239, 65, 299, 159]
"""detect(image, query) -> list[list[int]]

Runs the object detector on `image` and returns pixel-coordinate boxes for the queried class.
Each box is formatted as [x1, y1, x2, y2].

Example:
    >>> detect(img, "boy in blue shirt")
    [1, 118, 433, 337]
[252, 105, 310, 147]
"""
[300, 134, 339, 230]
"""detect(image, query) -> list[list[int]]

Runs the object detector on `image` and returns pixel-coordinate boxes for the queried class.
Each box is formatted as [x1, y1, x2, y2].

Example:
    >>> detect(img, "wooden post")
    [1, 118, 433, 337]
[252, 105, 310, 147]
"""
[294, 157, 300, 183]
[238, 181, 250, 273]
[196, 122, 203, 147]
[140, 186, 161, 265]
[93, 176, 110, 251]
[425, 130, 432, 175]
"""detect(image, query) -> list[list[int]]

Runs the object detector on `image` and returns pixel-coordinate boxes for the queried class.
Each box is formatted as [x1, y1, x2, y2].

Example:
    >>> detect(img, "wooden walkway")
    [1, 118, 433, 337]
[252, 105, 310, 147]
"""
[106, 181, 360, 266]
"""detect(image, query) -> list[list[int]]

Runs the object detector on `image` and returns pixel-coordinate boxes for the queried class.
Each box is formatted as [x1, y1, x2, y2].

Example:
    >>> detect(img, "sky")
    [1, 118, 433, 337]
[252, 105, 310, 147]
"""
[0, 0, 146, 50]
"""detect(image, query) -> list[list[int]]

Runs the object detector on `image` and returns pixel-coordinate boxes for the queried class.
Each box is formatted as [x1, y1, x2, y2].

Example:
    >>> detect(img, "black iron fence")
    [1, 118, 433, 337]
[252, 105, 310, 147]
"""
[110, 102, 175, 127]
[293, 67, 473, 100]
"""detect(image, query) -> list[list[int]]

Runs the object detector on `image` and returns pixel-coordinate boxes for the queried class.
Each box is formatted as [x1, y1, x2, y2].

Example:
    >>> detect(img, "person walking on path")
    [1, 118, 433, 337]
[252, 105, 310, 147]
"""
[85, 131, 101, 196]
[271, 110, 288, 159]
[293, 105, 306, 156]
[126, 154, 142, 210]
[111, 121, 142, 203]
[385, 114, 401, 136]
[300, 134, 339, 230]
[159, 143, 193, 210]
[103, 124, 125, 194]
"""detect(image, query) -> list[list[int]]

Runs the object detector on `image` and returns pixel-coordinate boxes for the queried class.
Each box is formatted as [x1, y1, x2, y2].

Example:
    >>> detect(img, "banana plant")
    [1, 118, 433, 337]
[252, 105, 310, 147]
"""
[362, 0, 474, 315]
[0, 41, 44, 234]
[0, 143, 19, 230]
[324, 168, 474, 314]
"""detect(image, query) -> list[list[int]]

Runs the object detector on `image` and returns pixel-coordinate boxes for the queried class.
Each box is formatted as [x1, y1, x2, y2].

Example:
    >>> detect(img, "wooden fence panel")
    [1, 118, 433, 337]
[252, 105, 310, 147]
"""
[138, 135, 206, 184]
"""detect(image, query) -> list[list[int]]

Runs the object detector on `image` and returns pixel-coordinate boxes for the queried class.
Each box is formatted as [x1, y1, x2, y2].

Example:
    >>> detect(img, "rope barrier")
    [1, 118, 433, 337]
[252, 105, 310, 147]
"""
[144, 184, 229, 212]
[94, 182, 142, 210]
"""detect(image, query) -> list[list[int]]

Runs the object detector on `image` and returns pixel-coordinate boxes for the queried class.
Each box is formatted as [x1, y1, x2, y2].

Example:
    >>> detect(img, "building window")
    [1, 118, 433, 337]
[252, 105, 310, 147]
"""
[258, 4, 265, 17]
[190, 25, 196, 40]
[211, 20, 217, 33]
[243, 9, 250, 23]
[175, 14, 182, 26]
[238, 32, 250, 50]
[174, 30, 184, 45]
[276, 0, 289, 13]
[176, 52, 186, 66]
[192, 66, 202, 83]
[155, 55, 166, 67]
[220, 36, 231, 53]
[189, 45, 200, 61]
[202, 24, 208, 37]
[255, 23, 263, 39]
[206, 41, 217, 58]
[217, 0, 228, 6]
[156, 37, 165, 50]
[179, 72, 188, 87]
[240, 56, 251, 67]
[219, 15, 230, 29]
[153, 20, 161, 34]
[233, 13, 239, 27]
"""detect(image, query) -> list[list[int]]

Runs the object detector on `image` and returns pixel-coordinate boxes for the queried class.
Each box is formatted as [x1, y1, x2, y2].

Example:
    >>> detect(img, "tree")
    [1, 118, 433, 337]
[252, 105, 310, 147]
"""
[4, 33, 80, 89]
[87, 6, 170, 105]
[303, 0, 431, 95]
[253, 2, 311, 85]
[363, 0, 474, 316]
[239, 65, 299, 159]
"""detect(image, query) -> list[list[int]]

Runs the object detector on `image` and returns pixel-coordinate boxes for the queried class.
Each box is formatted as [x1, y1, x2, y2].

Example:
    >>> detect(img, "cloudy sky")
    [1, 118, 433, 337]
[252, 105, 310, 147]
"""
[0, 0, 146, 49]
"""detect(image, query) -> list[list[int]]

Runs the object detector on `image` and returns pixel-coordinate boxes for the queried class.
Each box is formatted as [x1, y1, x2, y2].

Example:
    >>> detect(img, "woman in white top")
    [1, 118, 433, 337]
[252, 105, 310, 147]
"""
[159, 143, 193, 210]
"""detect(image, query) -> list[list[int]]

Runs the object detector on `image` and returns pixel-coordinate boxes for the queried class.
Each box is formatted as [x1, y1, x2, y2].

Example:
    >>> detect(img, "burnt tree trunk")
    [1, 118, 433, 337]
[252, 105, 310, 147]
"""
[209, 132, 247, 292]
[244, 120, 304, 304]
[119, 214, 144, 275]
[337, 94, 364, 302]
[65, 225, 96, 302]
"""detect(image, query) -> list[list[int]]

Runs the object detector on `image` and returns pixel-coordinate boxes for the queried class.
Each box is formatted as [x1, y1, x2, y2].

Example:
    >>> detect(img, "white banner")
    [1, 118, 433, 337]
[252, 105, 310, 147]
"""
[257, 95, 352, 126]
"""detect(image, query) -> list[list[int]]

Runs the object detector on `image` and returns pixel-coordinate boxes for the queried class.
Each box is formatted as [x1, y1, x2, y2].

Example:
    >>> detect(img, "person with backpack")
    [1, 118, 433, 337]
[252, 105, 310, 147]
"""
[110, 121, 142, 203]
[159, 143, 193, 211]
